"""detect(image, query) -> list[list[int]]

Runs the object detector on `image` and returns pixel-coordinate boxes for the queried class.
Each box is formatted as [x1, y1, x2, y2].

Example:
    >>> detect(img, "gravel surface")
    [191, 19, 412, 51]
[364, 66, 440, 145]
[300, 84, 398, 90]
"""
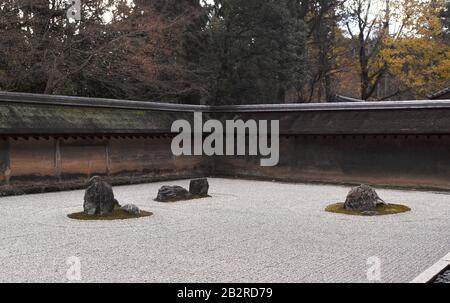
[0, 178, 449, 283]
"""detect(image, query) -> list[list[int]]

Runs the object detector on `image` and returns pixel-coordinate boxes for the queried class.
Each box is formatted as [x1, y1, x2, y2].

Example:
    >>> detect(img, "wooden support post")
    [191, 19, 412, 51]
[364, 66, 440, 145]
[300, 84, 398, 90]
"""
[105, 140, 111, 177]
[0, 138, 11, 186]
[54, 138, 61, 181]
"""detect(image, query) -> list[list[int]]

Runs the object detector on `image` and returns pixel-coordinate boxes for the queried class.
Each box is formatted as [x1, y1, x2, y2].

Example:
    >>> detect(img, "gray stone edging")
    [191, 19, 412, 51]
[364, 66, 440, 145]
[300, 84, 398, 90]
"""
[410, 253, 450, 283]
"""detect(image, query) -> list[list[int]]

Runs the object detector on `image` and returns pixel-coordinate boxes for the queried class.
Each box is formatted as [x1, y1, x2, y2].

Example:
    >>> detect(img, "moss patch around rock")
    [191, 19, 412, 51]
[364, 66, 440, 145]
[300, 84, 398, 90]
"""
[68, 209, 153, 221]
[325, 203, 411, 216]
[154, 194, 211, 203]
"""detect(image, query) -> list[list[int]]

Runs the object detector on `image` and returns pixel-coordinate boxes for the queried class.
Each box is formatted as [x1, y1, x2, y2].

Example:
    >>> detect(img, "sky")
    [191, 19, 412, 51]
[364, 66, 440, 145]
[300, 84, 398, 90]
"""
[99, 0, 409, 36]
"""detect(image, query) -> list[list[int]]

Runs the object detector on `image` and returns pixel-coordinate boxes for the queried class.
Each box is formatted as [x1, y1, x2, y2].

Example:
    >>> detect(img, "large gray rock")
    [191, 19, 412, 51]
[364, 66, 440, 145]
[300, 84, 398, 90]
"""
[344, 184, 386, 211]
[83, 176, 116, 215]
[121, 204, 140, 215]
[189, 178, 209, 196]
[155, 185, 191, 202]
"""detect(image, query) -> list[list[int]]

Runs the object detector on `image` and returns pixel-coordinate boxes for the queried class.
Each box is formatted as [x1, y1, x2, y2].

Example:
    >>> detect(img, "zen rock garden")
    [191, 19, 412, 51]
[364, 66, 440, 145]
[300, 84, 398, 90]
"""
[5, 177, 450, 283]
[326, 184, 411, 216]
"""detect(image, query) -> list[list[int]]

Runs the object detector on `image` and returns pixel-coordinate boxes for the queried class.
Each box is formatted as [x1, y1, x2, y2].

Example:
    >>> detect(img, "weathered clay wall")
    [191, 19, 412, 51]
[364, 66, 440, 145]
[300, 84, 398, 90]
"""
[4, 138, 56, 182]
[0, 136, 212, 195]
[214, 134, 450, 190]
[107, 137, 209, 183]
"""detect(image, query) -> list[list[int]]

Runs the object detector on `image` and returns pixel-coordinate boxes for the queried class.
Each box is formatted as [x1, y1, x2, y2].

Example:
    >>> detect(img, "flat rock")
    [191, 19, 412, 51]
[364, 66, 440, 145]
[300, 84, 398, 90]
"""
[121, 204, 140, 215]
[189, 178, 209, 196]
[83, 176, 116, 215]
[344, 184, 386, 211]
[155, 185, 191, 202]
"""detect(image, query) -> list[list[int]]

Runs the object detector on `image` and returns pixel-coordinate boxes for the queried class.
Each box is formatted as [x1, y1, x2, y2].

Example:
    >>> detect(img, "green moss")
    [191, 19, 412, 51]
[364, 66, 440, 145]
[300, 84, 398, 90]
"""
[154, 194, 211, 203]
[67, 209, 153, 221]
[325, 203, 411, 216]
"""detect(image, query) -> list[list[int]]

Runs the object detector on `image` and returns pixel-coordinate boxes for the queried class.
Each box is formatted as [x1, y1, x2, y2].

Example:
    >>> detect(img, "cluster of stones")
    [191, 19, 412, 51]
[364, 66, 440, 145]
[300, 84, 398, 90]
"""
[155, 178, 209, 202]
[83, 176, 210, 215]
[344, 184, 386, 214]
[83, 176, 140, 216]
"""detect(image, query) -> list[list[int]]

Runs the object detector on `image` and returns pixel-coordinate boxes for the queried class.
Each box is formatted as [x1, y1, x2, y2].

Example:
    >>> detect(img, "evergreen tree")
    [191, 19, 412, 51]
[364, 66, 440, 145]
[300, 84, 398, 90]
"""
[204, 0, 309, 105]
[302, 0, 343, 102]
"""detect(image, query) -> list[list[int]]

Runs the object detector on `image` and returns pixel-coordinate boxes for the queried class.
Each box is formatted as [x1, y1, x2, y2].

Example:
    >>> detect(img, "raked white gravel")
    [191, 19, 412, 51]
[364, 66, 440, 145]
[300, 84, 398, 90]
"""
[1, 178, 449, 283]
